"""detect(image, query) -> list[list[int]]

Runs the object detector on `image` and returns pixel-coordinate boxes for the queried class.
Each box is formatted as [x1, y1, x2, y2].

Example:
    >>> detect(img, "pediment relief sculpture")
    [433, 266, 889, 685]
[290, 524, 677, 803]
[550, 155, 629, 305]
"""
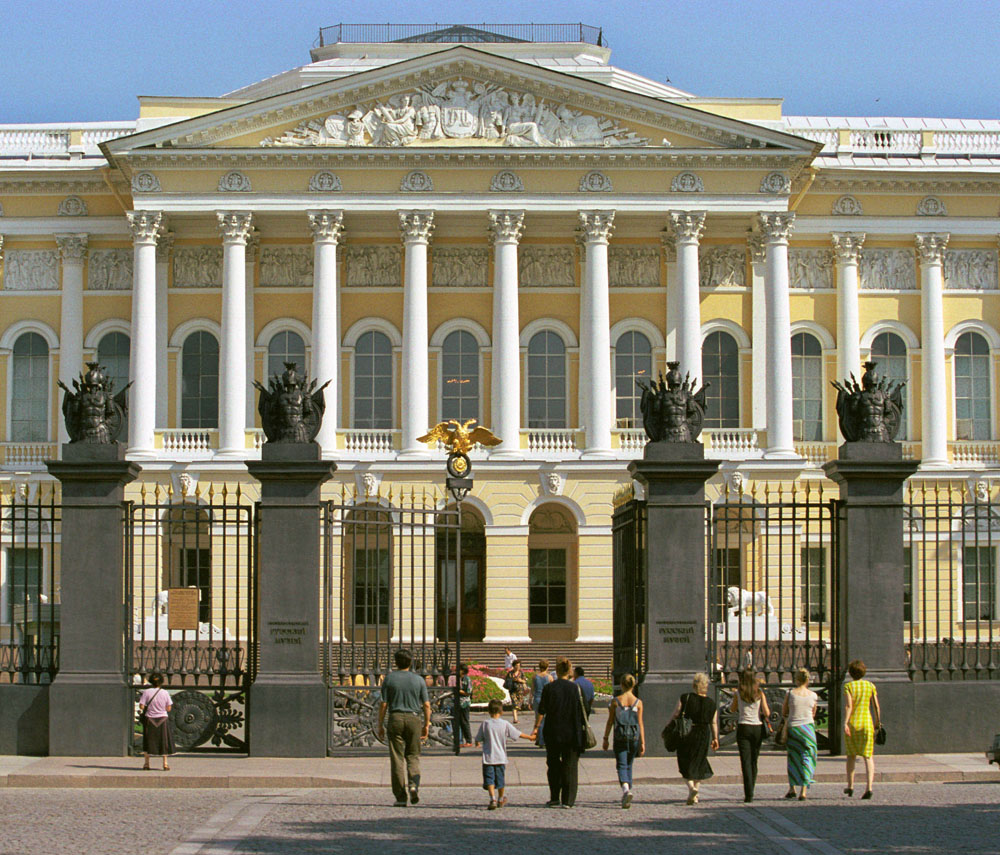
[859, 249, 916, 291]
[260, 78, 650, 148]
[699, 246, 746, 288]
[432, 247, 489, 287]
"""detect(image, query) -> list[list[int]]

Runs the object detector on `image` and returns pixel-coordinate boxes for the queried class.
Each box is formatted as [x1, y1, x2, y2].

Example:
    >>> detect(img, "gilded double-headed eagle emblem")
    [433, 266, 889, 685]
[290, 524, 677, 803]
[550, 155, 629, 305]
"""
[418, 419, 502, 479]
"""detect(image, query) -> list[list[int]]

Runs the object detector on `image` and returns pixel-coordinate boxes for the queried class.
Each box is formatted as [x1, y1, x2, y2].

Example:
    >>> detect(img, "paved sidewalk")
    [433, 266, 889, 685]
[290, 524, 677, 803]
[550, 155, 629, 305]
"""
[1, 748, 995, 788]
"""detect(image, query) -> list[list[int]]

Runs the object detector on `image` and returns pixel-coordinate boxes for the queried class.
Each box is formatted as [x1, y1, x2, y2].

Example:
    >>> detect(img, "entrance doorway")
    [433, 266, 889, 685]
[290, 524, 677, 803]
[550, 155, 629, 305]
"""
[436, 507, 485, 641]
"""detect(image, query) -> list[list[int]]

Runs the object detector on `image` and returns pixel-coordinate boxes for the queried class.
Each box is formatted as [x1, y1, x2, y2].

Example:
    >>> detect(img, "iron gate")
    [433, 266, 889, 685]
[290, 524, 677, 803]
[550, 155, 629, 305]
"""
[611, 487, 646, 684]
[124, 483, 257, 753]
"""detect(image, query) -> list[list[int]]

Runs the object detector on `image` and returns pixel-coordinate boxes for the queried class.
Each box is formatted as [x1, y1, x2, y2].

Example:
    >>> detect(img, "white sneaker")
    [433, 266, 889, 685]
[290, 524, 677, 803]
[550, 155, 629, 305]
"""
[622, 790, 633, 809]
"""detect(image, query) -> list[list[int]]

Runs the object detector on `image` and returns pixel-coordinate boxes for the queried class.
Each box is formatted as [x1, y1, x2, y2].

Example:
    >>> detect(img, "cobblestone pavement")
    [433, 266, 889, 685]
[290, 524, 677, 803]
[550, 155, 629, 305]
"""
[2, 783, 997, 855]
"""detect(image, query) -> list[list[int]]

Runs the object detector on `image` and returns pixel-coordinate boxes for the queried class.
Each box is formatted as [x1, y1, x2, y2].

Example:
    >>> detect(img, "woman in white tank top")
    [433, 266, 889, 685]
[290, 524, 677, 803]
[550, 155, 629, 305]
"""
[729, 669, 771, 802]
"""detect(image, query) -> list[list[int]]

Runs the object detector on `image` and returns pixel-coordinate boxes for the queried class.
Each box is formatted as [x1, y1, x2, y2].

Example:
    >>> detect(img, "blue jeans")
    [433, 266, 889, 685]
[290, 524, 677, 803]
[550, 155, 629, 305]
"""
[614, 740, 638, 786]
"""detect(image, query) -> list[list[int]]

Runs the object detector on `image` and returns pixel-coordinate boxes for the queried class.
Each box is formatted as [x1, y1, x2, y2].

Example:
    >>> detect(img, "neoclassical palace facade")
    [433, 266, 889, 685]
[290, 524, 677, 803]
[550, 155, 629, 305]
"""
[1, 25, 998, 647]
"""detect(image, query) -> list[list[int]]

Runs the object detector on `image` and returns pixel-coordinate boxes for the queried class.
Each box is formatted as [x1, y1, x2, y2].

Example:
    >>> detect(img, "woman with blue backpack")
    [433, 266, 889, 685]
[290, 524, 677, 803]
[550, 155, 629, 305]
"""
[602, 673, 645, 808]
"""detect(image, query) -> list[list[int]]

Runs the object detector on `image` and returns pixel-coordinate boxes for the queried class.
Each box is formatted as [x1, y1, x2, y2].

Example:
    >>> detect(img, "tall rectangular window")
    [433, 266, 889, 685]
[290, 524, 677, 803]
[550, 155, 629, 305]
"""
[801, 546, 828, 623]
[529, 548, 566, 625]
[963, 546, 997, 621]
[354, 548, 391, 626]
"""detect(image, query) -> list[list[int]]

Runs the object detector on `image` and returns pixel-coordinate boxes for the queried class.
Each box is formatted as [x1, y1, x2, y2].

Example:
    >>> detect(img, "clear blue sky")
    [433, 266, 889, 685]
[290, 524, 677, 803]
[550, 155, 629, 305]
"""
[2, 0, 997, 123]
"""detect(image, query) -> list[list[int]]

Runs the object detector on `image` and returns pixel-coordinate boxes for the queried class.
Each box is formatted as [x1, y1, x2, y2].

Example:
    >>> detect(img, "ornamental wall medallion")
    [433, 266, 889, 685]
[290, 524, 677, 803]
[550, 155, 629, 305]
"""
[260, 79, 649, 148]
[3, 249, 59, 291]
[699, 246, 746, 288]
[832, 194, 863, 215]
[308, 170, 342, 192]
[579, 170, 612, 192]
[789, 248, 834, 290]
[218, 171, 252, 192]
[609, 246, 660, 287]
[400, 170, 433, 192]
[343, 245, 402, 287]
[916, 195, 947, 216]
[259, 246, 314, 287]
[57, 195, 88, 216]
[518, 246, 575, 287]
[173, 247, 223, 287]
[432, 247, 489, 287]
[859, 249, 917, 291]
[87, 249, 133, 291]
[944, 249, 999, 290]
[490, 170, 524, 192]
[670, 171, 704, 193]
[759, 171, 791, 194]
[131, 171, 161, 193]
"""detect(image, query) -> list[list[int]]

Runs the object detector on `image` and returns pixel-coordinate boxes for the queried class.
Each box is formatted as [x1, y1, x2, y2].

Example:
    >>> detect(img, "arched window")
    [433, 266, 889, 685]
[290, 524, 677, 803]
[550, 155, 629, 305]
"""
[870, 332, 908, 439]
[791, 332, 823, 442]
[181, 331, 219, 429]
[701, 330, 740, 428]
[11, 332, 49, 441]
[440, 330, 479, 422]
[615, 331, 652, 428]
[267, 330, 306, 379]
[354, 331, 393, 429]
[955, 331, 992, 440]
[527, 331, 566, 429]
[96, 332, 130, 396]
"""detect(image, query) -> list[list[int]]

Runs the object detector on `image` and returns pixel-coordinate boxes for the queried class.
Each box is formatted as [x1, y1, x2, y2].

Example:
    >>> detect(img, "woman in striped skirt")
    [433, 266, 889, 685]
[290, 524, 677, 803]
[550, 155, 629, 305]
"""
[781, 668, 818, 800]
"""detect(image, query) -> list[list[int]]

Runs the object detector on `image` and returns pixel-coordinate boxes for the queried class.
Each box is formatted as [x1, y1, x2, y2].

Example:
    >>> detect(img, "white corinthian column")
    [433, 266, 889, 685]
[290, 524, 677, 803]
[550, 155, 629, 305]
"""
[155, 232, 173, 431]
[916, 232, 950, 467]
[217, 211, 253, 457]
[127, 211, 161, 457]
[758, 211, 797, 458]
[579, 210, 615, 457]
[488, 210, 524, 457]
[55, 234, 87, 444]
[399, 211, 434, 457]
[666, 211, 706, 379]
[309, 210, 344, 457]
[832, 232, 865, 384]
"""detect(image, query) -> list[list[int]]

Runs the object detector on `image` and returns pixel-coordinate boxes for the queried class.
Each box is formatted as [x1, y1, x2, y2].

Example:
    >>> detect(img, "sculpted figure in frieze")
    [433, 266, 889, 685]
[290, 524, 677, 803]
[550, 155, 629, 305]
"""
[343, 245, 402, 288]
[173, 247, 223, 288]
[261, 79, 649, 148]
[518, 246, 575, 287]
[789, 248, 834, 290]
[944, 249, 999, 291]
[432, 247, 489, 288]
[4, 249, 60, 291]
[860, 249, 917, 291]
[259, 246, 313, 287]
[609, 247, 660, 287]
[88, 249, 133, 291]
[699, 246, 746, 288]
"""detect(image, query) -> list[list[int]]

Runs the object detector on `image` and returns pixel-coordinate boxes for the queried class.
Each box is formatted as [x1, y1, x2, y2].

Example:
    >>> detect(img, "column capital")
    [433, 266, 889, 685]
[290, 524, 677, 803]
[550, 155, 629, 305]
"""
[915, 232, 950, 264]
[666, 210, 706, 243]
[747, 230, 766, 264]
[579, 210, 615, 243]
[757, 211, 795, 244]
[308, 210, 345, 243]
[659, 230, 676, 262]
[488, 210, 525, 243]
[217, 211, 254, 244]
[127, 211, 162, 245]
[831, 232, 866, 263]
[245, 228, 261, 261]
[55, 233, 88, 262]
[398, 210, 435, 243]
[155, 231, 174, 262]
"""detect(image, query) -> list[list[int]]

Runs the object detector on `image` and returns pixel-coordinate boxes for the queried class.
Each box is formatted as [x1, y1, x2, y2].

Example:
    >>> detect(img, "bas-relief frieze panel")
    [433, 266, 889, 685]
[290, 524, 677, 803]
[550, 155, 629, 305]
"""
[260, 79, 649, 149]
[944, 249, 999, 290]
[699, 246, 746, 288]
[432, 247, 489, 287]
[87, 249, 133, 291]
[860, 249, 917, 291]
[608, 247, 660, 287]
[3, 250, 59, 291]
[343, 245, 402, 288]
[518, 246, 575, 287]
[173, 247, 223, 288]
[789, 248, 834, 290]
[259, 246, 313, 287]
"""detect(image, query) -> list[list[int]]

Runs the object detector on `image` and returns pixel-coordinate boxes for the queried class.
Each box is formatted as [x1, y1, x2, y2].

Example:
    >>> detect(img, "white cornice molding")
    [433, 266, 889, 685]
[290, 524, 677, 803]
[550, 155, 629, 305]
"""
[794, 215, 1000, 237]
[0, 177, 114, 195]
[0, 217, 130, 236]
[813, 172, 1000, 194]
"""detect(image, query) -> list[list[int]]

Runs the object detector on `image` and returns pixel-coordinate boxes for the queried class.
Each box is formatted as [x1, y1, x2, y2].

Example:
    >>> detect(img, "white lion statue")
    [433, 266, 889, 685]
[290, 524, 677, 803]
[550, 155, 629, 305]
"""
[726, 586, 774, 617]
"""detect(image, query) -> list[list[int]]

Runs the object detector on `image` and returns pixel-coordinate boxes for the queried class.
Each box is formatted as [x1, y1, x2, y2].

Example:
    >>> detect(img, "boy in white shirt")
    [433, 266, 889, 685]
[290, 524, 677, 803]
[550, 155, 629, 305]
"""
[475, 698, 534, 809]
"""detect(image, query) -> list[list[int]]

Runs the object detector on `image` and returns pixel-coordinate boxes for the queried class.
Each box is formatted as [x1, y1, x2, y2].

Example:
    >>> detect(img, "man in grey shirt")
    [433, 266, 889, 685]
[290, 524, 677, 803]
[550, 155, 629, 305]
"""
[377, 648, 431, 806]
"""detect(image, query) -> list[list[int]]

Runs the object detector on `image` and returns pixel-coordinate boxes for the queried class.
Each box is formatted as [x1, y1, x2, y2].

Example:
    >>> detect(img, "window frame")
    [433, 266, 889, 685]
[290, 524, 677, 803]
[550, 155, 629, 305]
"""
[351, 329, 395, 430]
[9, 331, 52, 442]
[439, 329, 481, 424]
[525, 330, 569, 430]
[701, 329, 741, 429]
[961, 544, 998, 623]
[953, 330, 993, 442]
[266, 329, 307, 381]
[613, 330, 654, 429]
[791, 331, 825, 442]
[179, 330, 221, 430]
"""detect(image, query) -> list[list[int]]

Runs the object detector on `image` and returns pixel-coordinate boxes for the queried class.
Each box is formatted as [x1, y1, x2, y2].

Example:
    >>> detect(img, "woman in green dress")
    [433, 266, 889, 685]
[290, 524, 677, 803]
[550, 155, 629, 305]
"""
[843, 659, 881, 799]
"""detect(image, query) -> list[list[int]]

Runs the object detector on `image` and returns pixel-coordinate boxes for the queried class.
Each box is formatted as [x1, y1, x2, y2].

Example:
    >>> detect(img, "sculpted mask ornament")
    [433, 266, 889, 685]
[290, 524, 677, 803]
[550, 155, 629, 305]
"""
[974, 480, 990, 503]
[59, 362, 130, 444]
[178, 473, 195, 498]
[832, 361, 905, 443]
[545, 471, 564, 496]
[362, 473, 378, 498]
[637, 362, 709, 443]
[253, 362, 330, 443]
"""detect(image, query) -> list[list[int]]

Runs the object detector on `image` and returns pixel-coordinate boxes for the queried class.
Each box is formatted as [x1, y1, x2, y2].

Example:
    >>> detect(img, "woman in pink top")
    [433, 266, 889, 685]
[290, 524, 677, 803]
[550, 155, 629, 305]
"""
[138, 672, 174, 770]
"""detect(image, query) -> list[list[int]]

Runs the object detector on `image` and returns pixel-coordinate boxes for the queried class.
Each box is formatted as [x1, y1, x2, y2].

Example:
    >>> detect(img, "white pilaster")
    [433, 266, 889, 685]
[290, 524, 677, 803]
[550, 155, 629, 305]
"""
[916, 232, 950, 467]
[661, 232, 678, 362]
[398, 211, 434, 457]
[579, 210, 615, 457]
[488, 210, 524, 457]
[244, 230, 259, 426]
[748, 232, 768, 432]
[667, 211, 706, 378]
[309, 210, 344, 457]
[216, 211, 253, 457]
[832, 232, 865, 384]
[758, 212, 797, 458]
[127, 211, 162, 457]
[154, 232, 172, 430]
[55, 234, 87, 445]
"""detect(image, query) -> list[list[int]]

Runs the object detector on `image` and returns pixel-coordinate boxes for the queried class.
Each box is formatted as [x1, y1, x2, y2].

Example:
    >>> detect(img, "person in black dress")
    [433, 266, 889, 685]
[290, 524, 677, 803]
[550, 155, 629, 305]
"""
[531, 656, 587, 808]
[665, 672, 719, 804]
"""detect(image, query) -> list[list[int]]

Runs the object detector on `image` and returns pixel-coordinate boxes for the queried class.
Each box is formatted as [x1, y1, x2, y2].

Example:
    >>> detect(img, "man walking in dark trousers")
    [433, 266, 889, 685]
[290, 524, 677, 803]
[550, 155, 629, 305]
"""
[573, 666, 595, 717]
[377, 648, 431, 806]
[531, 656, 587, 808]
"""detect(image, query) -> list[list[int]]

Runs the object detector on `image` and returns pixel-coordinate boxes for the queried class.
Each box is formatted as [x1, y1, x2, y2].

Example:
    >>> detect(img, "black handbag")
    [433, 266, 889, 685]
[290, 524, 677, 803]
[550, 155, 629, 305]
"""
[139, 688, 161, 727]
[875, 724, 887, 746]
[661, 695, 693, 752]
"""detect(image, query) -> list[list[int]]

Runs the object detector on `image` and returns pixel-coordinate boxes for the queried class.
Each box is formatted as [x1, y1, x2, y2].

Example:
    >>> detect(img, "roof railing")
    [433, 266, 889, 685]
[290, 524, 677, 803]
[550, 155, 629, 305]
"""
[316, 23, 604, 48]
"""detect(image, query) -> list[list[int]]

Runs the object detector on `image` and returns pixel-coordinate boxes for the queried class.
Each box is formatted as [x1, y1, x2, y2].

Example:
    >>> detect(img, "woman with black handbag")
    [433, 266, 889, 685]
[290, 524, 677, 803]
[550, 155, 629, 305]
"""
[138, 672, 174, 771]
[664, 672, 719, 805]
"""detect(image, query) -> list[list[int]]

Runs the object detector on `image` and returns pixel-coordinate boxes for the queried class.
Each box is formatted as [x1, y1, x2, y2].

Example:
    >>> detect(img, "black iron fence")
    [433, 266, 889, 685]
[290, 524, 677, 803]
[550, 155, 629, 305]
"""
[317, 23, 604, 47]
[611, 487, 646, 683]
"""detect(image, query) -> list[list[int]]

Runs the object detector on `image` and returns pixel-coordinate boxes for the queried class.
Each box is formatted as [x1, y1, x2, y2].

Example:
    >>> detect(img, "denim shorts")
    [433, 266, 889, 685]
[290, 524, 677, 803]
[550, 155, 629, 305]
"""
[482, 763, 506, 790]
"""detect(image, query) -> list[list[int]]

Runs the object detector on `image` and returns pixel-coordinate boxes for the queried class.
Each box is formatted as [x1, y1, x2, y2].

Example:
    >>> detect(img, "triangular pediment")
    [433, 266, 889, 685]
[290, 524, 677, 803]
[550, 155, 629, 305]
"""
[105, 47, 816, 157]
